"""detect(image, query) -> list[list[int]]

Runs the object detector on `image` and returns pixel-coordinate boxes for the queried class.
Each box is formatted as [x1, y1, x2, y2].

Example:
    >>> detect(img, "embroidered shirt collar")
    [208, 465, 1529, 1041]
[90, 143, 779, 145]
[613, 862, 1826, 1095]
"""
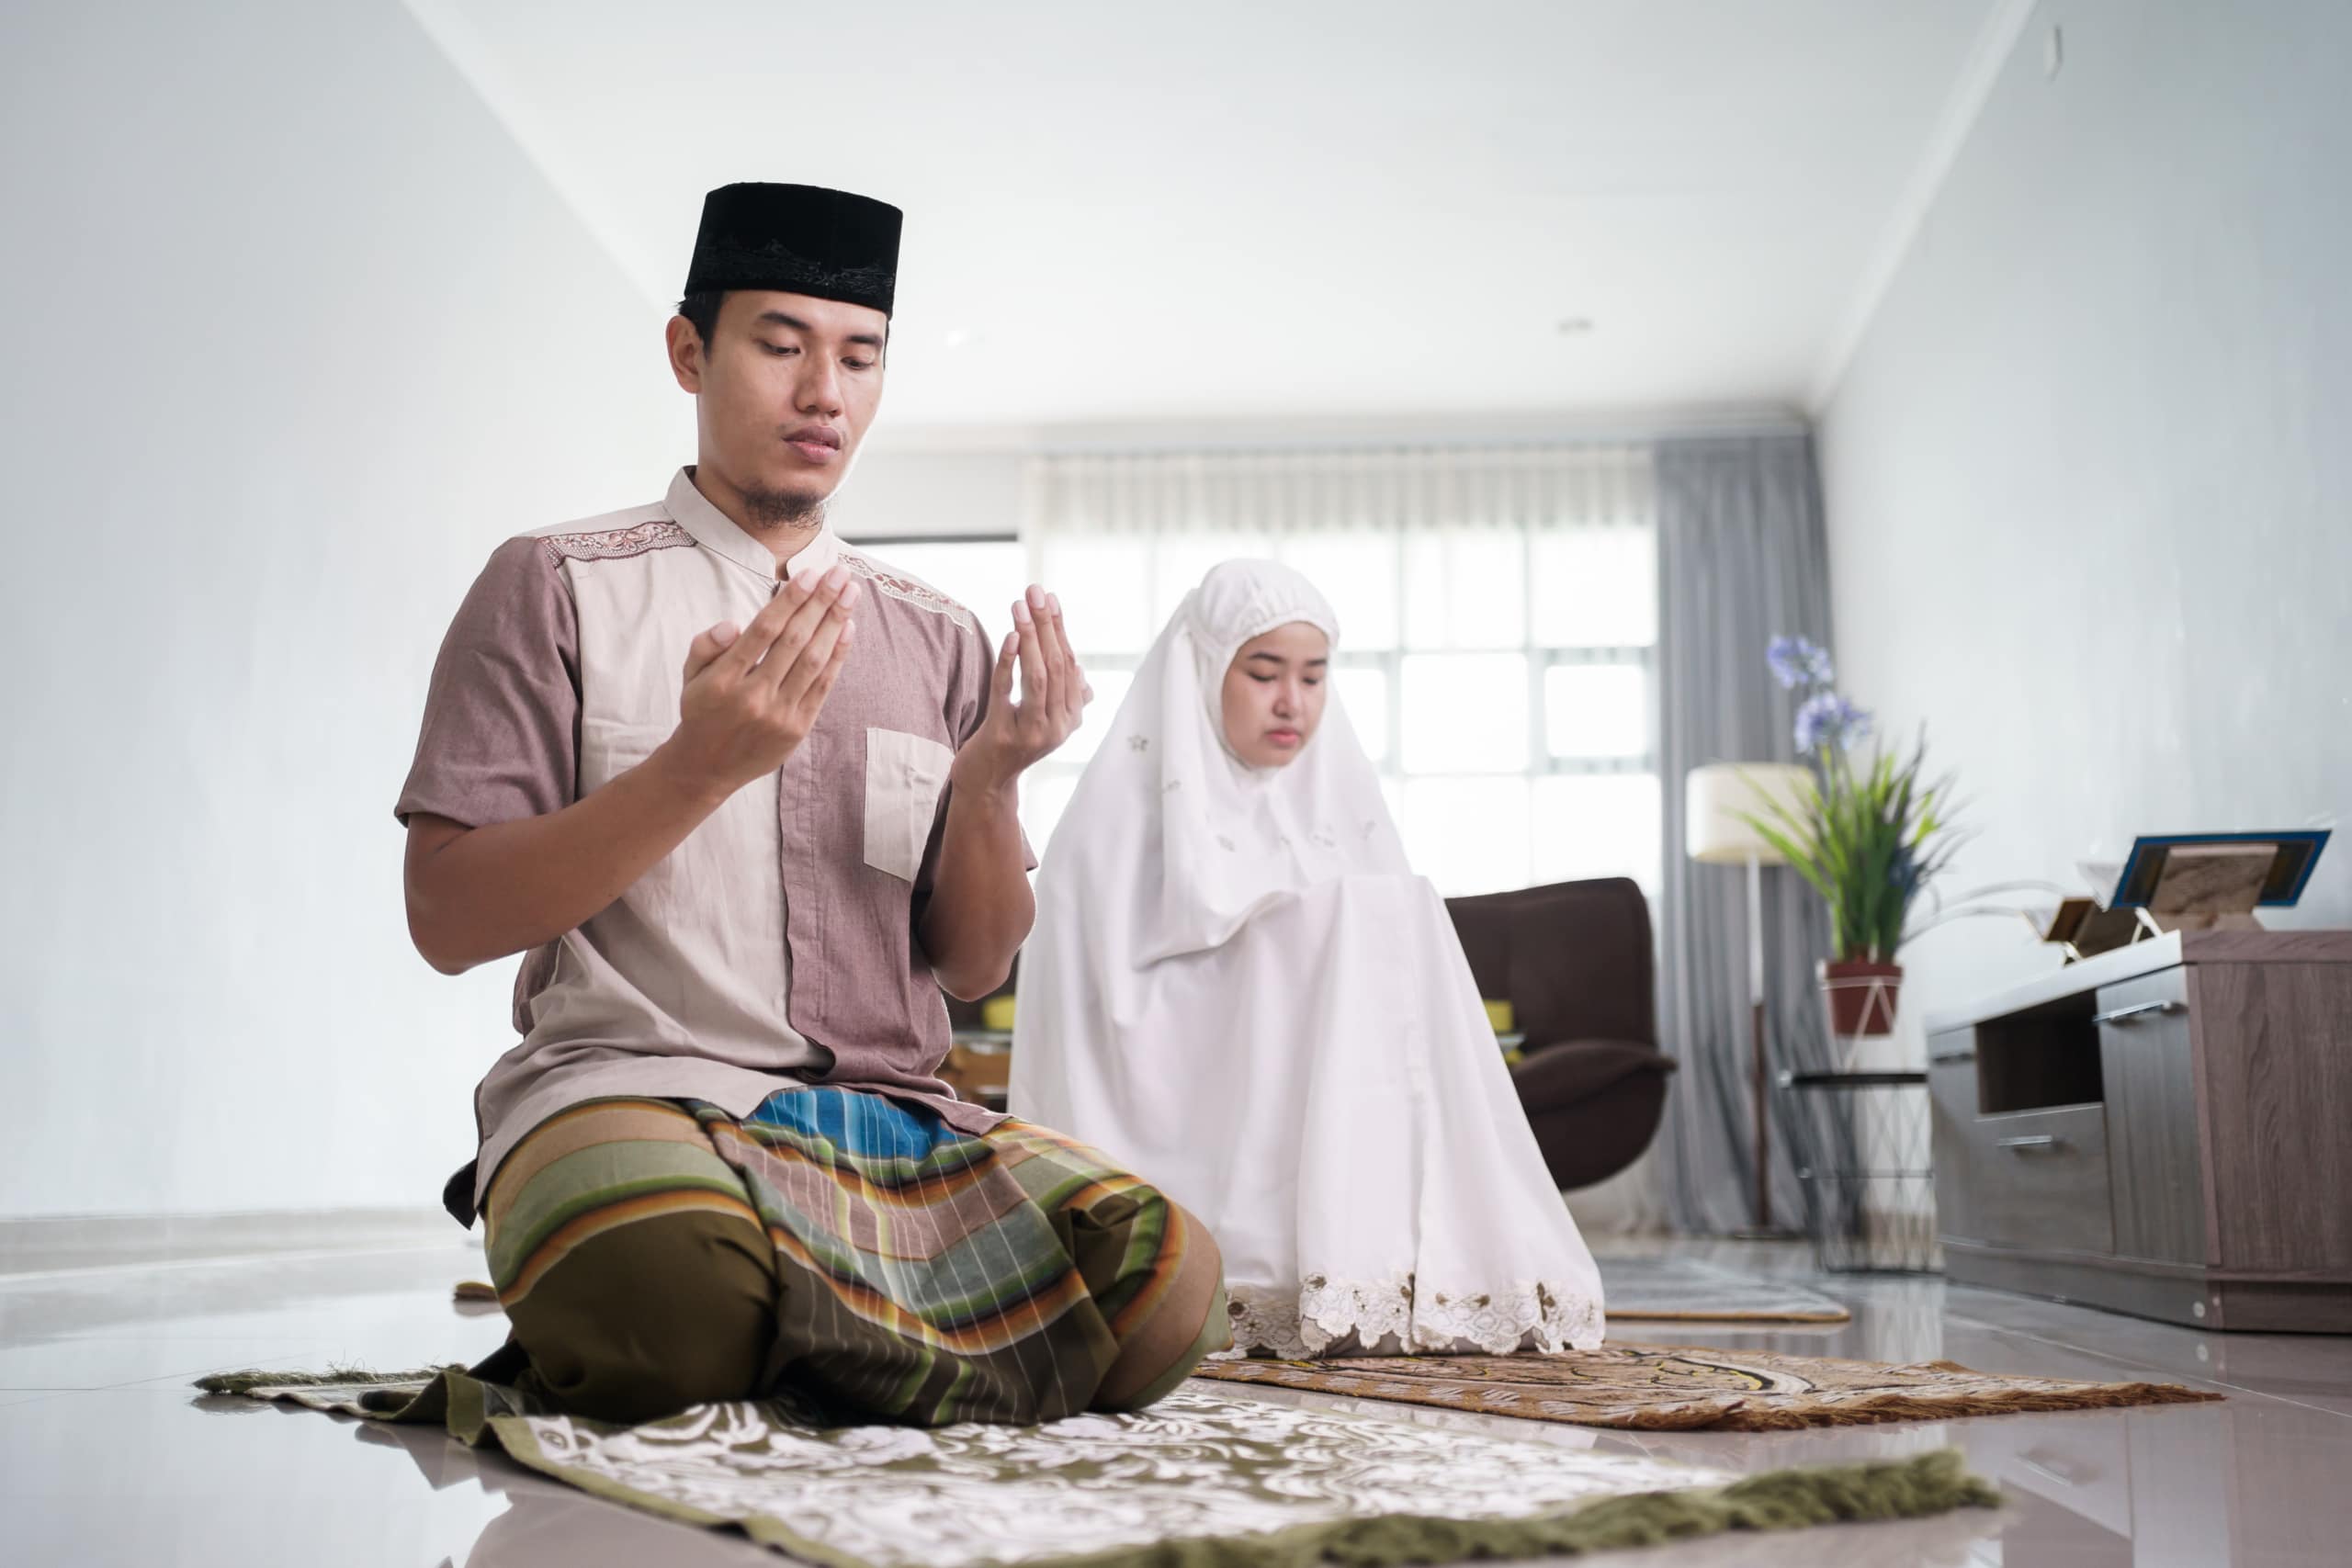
[666, 467, 845, 583]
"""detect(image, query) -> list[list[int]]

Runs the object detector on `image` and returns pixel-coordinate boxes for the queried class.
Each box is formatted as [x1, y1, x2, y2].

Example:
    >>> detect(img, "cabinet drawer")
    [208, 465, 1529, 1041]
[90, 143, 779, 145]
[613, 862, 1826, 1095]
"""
[1963, 1104, 2114, 1254]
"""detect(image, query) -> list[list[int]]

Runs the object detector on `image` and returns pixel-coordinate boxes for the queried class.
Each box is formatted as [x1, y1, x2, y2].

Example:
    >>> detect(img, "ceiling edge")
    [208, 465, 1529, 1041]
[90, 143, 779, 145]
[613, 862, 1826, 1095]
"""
[1806, 0, 2041, 412]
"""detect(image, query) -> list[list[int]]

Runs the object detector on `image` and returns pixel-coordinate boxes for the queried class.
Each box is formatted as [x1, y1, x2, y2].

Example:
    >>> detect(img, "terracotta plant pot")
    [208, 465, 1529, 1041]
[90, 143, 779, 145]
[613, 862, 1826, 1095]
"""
[1819, 958, 1903, 1036]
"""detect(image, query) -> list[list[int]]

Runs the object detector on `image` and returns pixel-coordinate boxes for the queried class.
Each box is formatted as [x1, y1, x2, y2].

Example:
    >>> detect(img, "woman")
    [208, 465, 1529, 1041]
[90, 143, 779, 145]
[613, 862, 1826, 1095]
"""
[1010, 559, 1602, 1358]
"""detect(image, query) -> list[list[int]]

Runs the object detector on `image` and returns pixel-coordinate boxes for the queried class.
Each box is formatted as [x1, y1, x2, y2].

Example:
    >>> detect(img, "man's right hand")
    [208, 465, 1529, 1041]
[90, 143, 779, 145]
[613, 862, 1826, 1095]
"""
[659, 562, 861, 801]
[405, 559, 860, 976]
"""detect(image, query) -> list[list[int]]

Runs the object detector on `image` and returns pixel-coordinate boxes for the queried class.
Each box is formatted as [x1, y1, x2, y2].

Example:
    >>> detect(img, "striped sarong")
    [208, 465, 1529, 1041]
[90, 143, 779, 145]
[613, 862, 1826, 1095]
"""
[482, 1089, 1228, 1427]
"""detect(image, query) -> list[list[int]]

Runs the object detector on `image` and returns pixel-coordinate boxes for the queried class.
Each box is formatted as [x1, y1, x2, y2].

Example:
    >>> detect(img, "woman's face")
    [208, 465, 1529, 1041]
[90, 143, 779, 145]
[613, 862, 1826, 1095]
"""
[1220, 622, 1330, 767]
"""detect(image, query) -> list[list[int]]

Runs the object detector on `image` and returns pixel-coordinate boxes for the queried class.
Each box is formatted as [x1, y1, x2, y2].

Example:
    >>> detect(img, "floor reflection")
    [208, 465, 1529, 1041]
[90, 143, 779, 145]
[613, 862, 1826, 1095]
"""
[4, 1237, 2344, 1565]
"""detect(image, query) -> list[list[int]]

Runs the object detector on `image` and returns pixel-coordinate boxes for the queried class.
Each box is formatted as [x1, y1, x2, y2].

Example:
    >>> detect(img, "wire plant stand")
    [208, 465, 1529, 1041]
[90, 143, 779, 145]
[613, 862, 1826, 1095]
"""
[1781, 970, 1942, 1275]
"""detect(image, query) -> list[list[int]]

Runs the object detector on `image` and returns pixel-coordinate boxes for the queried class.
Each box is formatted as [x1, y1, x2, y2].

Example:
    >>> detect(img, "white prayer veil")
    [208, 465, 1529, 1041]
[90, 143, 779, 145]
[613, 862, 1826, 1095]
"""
[1044, 558, 1409, 966]
[1011, 558, 1608, 1356]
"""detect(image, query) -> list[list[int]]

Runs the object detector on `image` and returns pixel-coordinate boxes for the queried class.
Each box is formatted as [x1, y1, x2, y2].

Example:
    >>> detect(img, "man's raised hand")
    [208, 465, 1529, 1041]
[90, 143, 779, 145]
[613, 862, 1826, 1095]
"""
[664, 562, 861, 799]
[960, 584, 1092, 788]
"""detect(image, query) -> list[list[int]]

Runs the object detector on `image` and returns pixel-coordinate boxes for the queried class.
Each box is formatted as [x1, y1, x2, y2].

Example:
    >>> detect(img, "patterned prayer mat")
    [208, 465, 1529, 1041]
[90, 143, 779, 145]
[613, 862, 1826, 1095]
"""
[197, 1368, 1996, 1567]
[1193, 1343, 2222, 1432]
[1598, 1256, 1852, 1325]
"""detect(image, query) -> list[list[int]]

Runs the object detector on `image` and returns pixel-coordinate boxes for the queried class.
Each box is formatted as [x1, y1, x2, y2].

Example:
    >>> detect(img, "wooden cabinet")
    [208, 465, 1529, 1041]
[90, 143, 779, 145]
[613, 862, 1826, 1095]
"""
[1928, 931, 2352, 1331]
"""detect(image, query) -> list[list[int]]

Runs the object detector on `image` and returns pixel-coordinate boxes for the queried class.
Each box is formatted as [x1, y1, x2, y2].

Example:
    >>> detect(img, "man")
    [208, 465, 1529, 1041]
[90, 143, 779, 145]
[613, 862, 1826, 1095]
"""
[397, 183, 1227, 1427]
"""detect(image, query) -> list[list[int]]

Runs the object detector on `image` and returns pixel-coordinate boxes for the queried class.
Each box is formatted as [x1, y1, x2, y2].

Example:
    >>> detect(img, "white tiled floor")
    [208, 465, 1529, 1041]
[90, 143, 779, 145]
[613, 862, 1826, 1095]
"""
[3, 1235, 2346, 1566]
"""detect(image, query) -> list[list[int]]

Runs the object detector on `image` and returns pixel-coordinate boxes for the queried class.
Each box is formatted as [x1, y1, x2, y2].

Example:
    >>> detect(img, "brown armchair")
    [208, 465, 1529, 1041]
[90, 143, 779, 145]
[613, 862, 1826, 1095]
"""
[1444, 877, 1678, 1192]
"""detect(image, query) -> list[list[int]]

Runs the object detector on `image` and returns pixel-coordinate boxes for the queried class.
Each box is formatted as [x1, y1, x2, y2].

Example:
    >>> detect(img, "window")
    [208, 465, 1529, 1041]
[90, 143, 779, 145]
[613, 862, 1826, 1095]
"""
[865, 449, 1664, 897]
[1028, 529, 1660, 897]
[1374, 525, 1659, 896]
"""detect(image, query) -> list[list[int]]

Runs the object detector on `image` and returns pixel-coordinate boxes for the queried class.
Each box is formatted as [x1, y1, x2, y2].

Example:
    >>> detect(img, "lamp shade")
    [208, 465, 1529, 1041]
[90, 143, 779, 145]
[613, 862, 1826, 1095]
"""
[1686, 762, 1815, 866]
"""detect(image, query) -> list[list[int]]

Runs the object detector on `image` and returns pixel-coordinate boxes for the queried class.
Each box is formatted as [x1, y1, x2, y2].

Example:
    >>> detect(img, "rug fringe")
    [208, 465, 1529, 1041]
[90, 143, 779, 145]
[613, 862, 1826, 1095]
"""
[194, 1367, 450, 1395]
[1615, 1379, 2221, 1433]
[1039, 1449, 1998, 1567]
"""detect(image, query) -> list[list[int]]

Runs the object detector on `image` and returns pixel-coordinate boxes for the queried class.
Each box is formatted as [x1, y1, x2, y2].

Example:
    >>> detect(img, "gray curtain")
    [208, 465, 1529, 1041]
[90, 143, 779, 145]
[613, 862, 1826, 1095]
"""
[1653, 434, 1853, 1235]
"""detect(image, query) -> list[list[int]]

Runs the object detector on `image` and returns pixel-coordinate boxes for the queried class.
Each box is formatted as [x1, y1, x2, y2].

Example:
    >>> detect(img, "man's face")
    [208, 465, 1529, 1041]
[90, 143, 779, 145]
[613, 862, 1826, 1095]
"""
[669, 289, 888, 530]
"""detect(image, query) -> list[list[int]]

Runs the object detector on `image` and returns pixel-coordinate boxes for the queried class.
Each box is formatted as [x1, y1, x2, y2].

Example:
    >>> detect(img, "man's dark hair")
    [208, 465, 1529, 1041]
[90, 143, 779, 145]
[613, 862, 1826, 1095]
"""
[676, 290, 724, 352]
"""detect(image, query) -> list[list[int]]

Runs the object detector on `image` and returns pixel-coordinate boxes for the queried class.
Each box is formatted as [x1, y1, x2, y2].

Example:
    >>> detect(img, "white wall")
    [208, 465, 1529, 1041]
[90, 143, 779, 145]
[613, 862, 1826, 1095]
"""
[0, 0, 693, 1215]
[1819, 0, 2352, 1048]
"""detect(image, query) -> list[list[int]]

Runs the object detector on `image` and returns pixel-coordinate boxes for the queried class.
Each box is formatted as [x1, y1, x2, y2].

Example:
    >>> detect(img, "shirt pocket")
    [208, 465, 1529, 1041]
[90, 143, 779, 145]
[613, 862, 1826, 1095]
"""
[864, 727, 956, 883]
[580, 718, 665, 793]
[580, 720, 685, 920]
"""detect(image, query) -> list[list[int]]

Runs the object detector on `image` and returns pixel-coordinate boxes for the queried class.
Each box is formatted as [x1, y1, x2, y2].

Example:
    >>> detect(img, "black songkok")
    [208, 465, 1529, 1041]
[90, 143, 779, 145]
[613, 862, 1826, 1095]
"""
[683, 183, 902, 315]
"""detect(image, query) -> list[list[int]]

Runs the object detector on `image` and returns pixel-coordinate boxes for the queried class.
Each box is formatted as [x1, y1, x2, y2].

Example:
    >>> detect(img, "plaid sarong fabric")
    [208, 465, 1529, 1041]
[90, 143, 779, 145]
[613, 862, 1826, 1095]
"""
[484, 1089, 1227, 1427]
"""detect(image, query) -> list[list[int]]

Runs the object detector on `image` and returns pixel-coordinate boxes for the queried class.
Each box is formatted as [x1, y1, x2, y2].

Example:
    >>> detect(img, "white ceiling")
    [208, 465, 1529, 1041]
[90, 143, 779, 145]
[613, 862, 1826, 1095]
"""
[413, 0, 2012, 431]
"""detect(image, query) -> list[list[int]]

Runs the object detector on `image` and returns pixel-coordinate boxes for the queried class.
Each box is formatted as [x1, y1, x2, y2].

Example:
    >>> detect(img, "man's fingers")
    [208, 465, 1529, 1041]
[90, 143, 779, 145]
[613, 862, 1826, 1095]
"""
[989, 626, 1019, 715]
[721, 572, 819, 675]
[684, 621, 741, 684]
[1012, 587, 1053, 709]
[795, 616, 856, 719]
[1024, 586, 1071, 667]
[761, 567, 858, 690]
[1045, 592, 1086, 728]
[775, 592, 855, 707]
[1044, 590, 1075, 653]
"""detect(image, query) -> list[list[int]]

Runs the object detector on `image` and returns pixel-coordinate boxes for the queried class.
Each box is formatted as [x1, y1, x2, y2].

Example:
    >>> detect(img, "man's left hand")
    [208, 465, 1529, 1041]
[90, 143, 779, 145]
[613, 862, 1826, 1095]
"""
[957, 584, 1092, 790]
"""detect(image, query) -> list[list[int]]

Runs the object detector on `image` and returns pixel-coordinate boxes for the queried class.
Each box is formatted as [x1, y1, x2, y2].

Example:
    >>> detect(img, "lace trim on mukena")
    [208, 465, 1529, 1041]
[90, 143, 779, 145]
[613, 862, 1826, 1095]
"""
[1216, 1272, 1603, 1359]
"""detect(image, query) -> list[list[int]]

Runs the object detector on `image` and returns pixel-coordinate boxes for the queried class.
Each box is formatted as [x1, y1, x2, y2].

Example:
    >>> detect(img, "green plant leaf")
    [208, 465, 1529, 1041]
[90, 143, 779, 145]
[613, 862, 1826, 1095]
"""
[1769, 723, 1964, 962]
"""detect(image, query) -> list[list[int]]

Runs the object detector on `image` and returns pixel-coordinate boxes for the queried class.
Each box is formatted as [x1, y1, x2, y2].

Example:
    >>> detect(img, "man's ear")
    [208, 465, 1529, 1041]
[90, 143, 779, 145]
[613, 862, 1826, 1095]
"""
[665, 315, 705, 394]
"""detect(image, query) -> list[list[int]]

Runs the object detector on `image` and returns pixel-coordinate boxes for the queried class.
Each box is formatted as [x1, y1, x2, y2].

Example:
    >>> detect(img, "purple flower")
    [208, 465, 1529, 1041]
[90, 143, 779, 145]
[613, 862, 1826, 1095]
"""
[1768, 636, 1835, 691]
[1795, 692, 1872, 756]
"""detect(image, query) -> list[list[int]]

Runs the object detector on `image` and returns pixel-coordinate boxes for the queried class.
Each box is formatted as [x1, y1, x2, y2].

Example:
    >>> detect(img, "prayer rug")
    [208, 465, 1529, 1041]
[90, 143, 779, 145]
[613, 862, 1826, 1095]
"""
[1192, 1343, 2221, 1432]
[197, 1368, 1997, 1567]
[1598, 1256, 1852, 1325]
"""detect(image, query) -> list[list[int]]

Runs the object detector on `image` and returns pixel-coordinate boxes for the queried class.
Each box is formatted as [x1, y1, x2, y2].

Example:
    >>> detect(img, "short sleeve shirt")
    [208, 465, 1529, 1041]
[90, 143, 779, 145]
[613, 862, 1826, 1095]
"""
[398, 469, 1018, 1210]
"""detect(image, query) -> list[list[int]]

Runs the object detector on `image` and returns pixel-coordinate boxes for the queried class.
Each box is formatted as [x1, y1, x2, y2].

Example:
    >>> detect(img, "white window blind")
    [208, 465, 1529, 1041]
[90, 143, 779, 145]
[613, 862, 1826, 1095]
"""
[1013, 445, 1664, 896]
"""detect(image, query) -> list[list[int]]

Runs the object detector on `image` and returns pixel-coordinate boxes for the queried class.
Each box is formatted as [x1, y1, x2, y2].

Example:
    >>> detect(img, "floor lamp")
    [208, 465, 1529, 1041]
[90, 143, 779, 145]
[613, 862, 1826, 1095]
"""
[1685, 762, 1815, 1238]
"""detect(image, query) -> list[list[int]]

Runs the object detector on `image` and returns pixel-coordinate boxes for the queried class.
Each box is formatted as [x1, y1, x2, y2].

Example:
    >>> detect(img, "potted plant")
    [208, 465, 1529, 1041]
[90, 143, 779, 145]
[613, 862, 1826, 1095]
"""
[1738, 637, 1962, 1036]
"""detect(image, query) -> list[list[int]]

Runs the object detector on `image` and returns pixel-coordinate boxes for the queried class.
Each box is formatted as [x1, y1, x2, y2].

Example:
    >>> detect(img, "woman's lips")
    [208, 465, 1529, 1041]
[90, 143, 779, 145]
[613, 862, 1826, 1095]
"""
[1265, 728, 1301, 747]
